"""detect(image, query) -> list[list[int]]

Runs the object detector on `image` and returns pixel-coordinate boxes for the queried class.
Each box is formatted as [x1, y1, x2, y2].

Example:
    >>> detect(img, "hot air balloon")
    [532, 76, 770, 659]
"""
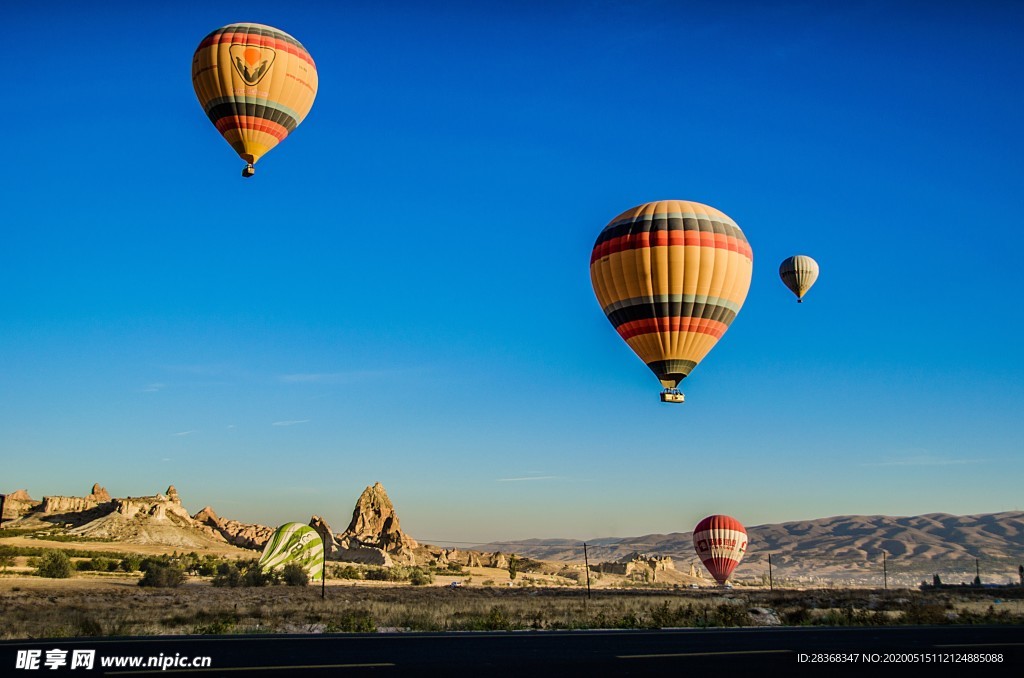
[779, 255, 819, 303]
[192, 23, 318, 177]
[258, 523, 325, 581]
[590, 200, 753, 403]
[692, 515, 747, 585]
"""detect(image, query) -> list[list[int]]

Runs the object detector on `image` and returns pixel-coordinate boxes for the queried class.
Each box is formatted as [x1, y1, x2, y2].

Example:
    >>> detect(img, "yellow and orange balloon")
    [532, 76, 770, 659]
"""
[590, 200, 753, 402]
[192, 23, 318, 177]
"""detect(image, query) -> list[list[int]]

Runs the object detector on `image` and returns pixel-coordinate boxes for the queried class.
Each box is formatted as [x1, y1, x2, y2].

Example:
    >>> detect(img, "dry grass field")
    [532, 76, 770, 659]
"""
[2, 568, 1022, 640]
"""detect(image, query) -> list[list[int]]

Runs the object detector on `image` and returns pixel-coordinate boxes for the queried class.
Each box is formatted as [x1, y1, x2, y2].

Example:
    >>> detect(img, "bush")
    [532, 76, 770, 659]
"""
[326, 609, 376, 633]
[243, 566, 275, 587]
[212, 561, 276, 587]
[212, 563, 242, 588]
[281, 563, 309, 586]
[76, 556, 115, 572]
[120, 554, 143, 572]
[36, 551, 73, 578]
[408, 567, 433, 586]
[330, 565, 364, 580]
[138, 564, 185, 588]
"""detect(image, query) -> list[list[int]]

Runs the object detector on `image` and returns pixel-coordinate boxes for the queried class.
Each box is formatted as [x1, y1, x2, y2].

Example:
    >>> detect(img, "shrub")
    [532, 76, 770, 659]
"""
[212, 561, 275, 587]
[138, 563, 185, 588]
[330, 565, 364, 580]
[36, 551, 73, 578]
[120, 554, 143, 572]
[77, 556, 115, 572]
[408, 567, 433, 586]
[243, 566, 275, 587]
[281, 563, 309, 586]
[326, 609, 376, 633]
[212, 563, 242, 588]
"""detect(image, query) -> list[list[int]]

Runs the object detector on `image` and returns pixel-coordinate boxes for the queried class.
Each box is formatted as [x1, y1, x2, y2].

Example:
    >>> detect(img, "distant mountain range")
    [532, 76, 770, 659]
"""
[477, 512, 1024, 586]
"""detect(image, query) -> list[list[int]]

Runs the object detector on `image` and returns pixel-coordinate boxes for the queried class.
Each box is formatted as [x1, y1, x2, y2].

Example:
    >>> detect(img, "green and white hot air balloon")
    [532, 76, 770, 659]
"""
[258, 523, 325, 581]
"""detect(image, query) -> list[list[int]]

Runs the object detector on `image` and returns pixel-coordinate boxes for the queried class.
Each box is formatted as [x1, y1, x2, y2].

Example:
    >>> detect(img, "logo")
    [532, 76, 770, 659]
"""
[228, 44, 276, 85]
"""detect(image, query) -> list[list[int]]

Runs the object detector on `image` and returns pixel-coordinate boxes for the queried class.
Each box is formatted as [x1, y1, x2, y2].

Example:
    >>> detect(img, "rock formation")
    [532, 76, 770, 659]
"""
[0, 489, 40, 523]
[30, 483, 115, 516]
[336, 482, 418, 565]
[309, 515, 340, 559]
[192, 506, 276, 550]
[89, 484, 112, 503]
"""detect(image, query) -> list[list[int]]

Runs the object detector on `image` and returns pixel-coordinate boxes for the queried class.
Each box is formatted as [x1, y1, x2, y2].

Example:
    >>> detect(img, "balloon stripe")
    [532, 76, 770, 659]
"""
[606, 300, 738, 328]
[616, 318, 727, 341]
[197, 30, 316, 68]
[215, 116, 290, 141]
[645, 359, 697, 378]
[591, 233, 752, 263]
[594, 212, 749, 246]
[603, 295, 744, 315]
[203, 97, 302, 125]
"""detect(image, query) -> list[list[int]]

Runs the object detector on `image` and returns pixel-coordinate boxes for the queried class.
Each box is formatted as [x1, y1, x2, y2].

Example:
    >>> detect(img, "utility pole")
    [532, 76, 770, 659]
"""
[768, 553, 773, 591]
[583, 543, 592, 600]
[883, 551, 888, 590]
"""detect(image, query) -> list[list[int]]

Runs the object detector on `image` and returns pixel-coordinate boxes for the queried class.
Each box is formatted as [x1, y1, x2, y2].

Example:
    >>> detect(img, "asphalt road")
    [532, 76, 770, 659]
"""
[3, 626, 1022, 676]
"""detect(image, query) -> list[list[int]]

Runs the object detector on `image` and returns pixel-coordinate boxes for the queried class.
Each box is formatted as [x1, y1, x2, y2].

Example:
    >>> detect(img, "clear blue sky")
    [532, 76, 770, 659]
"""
[3, 1, 1022, 543]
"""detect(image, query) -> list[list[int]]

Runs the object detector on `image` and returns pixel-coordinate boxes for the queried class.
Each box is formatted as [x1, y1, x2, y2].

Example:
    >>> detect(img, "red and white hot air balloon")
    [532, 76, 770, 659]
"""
[692, 515, 747, 585]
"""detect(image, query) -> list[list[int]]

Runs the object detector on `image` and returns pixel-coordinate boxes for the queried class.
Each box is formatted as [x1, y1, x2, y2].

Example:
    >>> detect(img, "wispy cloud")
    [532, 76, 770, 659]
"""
[498, 475, 559, 482]
[173, 430, 197, 437]
[141, 383, 165, 393]
[272, 419, 310, 427]
[863, 455, 982, 467]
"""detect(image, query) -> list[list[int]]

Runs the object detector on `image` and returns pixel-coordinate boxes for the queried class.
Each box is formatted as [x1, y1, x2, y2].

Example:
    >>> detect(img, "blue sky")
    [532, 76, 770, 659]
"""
[2, 1, 1022, 543]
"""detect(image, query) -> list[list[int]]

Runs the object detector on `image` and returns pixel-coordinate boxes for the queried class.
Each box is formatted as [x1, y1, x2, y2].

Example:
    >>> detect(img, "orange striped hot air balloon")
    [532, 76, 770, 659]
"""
[192, 23, 318, 177]
[590, 200, 753, 403]
[693, 515, 747, 585]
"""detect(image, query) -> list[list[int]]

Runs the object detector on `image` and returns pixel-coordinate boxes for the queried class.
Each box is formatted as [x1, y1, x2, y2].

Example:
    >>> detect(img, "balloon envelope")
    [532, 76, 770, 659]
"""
[590, 200, 753, 393]
[779, 255, 819, 302]
[693, 514, 747, 585]
[258, 523, 324, 581]
[192, 23, 318, 173]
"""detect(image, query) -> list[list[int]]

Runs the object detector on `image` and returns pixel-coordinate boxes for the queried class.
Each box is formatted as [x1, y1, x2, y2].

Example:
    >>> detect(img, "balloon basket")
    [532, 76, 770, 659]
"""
[660, 389, 685, 404]
[242, 164, 255, 178]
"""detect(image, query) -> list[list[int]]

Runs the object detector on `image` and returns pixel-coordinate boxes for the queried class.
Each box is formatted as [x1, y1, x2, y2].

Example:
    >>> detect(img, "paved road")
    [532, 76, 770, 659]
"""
[3, 625, 1022, 675]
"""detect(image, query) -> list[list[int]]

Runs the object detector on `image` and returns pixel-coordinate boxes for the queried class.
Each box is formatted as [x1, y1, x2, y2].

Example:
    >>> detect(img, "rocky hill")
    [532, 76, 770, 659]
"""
[0, 481, 512, 570]
[475, 512, 1024, 586]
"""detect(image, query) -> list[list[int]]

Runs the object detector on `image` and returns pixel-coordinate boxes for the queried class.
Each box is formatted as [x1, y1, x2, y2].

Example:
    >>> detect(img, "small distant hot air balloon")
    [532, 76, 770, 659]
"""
[590, 200, 754, 403]
[258, 523, 325, 581]
[192, 23, 318, 177]
[693, 515, 747, 585]
[779, 255, 819, 303]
